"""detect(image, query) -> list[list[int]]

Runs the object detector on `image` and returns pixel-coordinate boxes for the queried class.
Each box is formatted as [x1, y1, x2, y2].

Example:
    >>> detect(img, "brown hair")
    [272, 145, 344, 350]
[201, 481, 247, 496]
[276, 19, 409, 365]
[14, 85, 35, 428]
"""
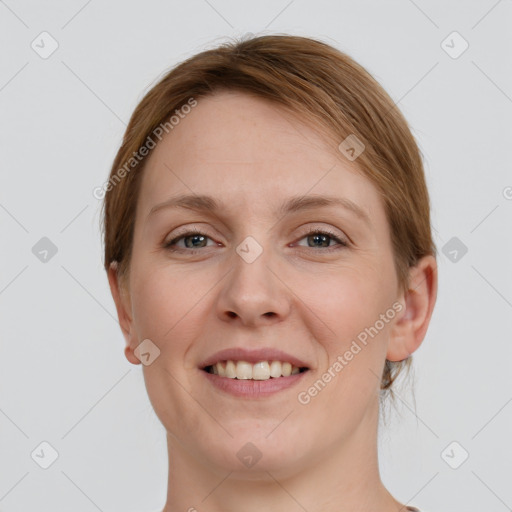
[101, 33, 436, 400]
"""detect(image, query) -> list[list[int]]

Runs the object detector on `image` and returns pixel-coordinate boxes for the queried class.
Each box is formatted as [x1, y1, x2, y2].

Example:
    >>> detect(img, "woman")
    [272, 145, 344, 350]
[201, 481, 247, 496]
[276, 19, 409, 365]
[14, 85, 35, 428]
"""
[102, 34, 437, 512]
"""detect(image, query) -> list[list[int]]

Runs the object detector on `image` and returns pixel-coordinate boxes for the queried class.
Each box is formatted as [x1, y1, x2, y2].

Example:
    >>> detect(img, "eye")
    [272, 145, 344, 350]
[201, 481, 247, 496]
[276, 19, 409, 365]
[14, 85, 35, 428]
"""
[163, 228, 217, 253]
[294, 227, 348, 252]
[162, 227, 349, 254]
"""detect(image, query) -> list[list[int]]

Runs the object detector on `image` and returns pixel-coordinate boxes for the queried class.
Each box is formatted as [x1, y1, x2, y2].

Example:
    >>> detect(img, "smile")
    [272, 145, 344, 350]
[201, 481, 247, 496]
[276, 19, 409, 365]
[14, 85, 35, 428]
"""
[199, 347, 311, 397]
[204, 360, 308, 380]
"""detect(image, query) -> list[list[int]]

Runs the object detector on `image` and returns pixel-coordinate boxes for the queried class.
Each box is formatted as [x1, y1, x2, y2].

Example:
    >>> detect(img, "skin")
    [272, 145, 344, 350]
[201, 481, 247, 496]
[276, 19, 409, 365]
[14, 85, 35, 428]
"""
[108, 90, 437, 512]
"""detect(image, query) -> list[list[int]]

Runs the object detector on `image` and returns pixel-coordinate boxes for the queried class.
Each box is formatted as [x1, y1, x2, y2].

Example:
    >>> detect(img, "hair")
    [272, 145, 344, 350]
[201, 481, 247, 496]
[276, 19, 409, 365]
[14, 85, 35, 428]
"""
[101, 33, 437, 404]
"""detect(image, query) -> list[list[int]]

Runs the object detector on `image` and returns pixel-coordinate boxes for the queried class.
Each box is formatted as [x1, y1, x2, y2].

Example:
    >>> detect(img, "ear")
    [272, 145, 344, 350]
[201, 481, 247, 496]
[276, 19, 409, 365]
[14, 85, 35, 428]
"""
[387, 255, 438, 361]
[107, 261, 141, 365]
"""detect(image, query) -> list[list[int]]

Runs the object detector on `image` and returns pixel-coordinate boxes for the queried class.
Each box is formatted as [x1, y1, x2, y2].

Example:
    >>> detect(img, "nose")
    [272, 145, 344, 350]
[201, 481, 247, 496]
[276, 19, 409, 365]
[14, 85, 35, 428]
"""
[215, 245, 291, 327]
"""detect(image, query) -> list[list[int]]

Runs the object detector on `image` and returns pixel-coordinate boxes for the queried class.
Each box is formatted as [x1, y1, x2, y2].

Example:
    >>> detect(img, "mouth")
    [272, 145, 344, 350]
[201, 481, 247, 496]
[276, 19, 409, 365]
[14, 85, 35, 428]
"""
[202, 360, 309, 380]
[199, 348, 311, 397]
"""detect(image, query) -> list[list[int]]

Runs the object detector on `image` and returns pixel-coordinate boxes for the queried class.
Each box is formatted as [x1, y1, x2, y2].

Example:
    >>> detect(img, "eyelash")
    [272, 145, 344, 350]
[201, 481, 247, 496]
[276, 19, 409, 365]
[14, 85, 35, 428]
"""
[162, 226, 348, 254]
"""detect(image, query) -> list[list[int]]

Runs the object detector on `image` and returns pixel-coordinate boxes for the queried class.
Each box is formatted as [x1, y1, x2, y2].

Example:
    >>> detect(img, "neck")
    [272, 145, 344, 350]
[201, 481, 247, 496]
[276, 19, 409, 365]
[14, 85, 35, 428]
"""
[161, 399, 404, 512]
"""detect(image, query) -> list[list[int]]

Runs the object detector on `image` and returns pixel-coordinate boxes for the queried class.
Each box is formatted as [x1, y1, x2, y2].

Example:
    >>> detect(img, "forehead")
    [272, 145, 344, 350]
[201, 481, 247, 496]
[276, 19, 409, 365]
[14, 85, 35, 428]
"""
[137, 90, 384, 225]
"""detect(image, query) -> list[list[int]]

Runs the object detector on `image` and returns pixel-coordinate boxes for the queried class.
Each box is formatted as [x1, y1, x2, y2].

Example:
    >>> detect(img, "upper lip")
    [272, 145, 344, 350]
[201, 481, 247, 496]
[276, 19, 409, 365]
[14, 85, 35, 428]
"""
[199, 347, 310, 370]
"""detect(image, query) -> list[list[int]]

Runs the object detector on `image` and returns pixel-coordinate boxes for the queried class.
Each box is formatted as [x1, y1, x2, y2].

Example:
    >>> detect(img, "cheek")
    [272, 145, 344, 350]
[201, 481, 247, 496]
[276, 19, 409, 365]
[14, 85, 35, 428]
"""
[130, 262, 194, 343]
[310, 268, 393, 378]
[308, 267, 382, 334]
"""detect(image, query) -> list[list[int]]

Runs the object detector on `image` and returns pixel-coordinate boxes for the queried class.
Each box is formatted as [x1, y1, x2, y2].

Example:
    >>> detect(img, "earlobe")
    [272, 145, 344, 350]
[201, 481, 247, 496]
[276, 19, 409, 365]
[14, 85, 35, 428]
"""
[387, 255, 438, 362]
[107, 261, 141, 366]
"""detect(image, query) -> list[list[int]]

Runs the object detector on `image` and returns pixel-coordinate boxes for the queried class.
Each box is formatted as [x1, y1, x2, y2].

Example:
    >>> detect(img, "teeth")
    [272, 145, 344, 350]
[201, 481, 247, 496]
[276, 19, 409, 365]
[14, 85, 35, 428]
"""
[225, 360, 237, 378]
[208, 360, 304, 380]
[269, 360, 282, 378]
[281, 362, 292, 377]
[216, 361, 226, 377]
[236, 361, 253, 380]
[252, 361, 270, 380]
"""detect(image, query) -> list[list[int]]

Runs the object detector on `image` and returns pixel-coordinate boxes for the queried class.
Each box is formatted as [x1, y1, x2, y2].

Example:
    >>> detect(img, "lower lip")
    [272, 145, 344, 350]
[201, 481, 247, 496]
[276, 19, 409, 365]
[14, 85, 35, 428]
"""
[201, 369, 308, 398]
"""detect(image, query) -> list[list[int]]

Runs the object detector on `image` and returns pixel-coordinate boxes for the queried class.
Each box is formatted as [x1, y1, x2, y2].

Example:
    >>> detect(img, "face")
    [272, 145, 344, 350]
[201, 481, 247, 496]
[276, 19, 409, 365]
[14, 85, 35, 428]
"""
[115, 90, 409, 478]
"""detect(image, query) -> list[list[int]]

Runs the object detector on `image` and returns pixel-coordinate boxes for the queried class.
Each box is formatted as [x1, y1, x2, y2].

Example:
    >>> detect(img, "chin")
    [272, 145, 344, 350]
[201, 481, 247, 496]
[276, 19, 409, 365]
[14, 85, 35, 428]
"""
[197, 434, 306, 479]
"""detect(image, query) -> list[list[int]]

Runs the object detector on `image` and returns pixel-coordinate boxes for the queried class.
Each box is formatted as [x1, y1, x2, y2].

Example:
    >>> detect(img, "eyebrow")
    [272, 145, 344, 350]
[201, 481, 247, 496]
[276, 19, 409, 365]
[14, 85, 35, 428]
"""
[148, 193, 372, 227]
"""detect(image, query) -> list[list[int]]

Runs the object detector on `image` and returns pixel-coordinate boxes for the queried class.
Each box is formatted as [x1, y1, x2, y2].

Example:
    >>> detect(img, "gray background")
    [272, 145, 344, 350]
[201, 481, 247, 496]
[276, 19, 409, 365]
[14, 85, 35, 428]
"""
[1, 0, 511, 511]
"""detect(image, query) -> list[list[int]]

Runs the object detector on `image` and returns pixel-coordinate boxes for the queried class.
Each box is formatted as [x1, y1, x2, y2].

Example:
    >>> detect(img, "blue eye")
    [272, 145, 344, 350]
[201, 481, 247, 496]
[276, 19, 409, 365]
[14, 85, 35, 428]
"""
[295, 228, 348, 251]
[163, 228, 214, 252]
[163, 227, 348, 254]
